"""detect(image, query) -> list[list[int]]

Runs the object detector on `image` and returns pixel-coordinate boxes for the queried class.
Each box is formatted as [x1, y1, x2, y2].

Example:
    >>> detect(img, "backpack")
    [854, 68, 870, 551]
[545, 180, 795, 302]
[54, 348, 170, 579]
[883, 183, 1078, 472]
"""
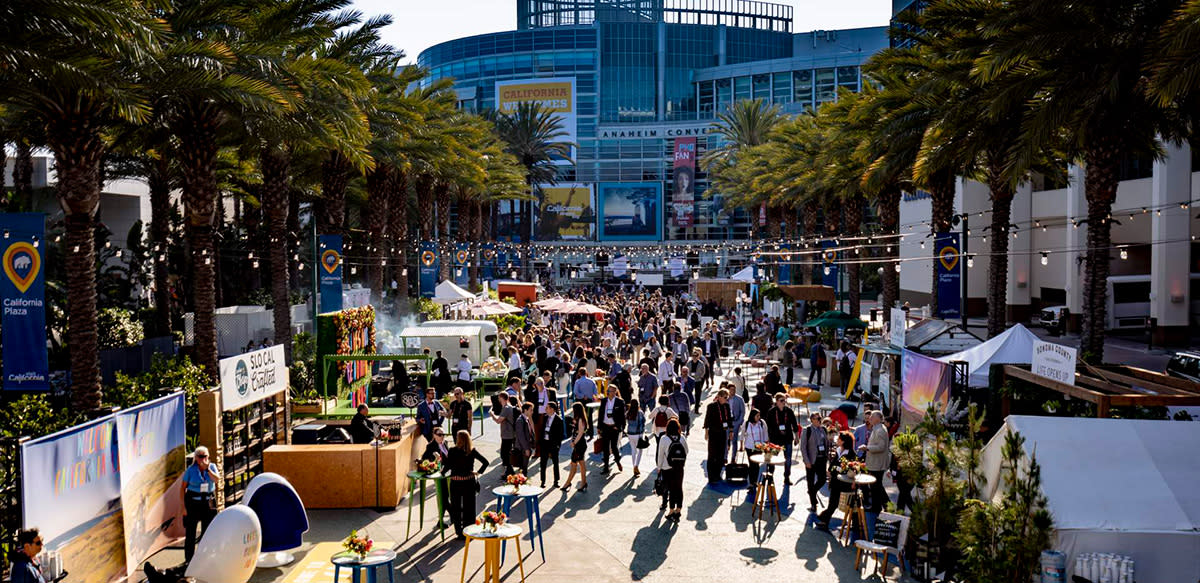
[666, 435, 687, 469]
[654, 409, 669, 427]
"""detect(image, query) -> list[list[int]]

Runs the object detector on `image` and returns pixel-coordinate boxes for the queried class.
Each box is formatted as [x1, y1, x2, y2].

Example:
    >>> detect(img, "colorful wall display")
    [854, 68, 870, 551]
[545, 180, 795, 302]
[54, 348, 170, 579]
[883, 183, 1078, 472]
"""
[316, 306, 377, 404]
[935, 232, 961, 318]
[318, 234, 343, 314]
[598, 182, 662, 241]
[535, 184, 594, 240]
[901, 349, 951, 415]
[670, 138, 697, 228]
[1, 213, 49, 391]
[21, 392, 186, 582]
[418, 241, 438, 298]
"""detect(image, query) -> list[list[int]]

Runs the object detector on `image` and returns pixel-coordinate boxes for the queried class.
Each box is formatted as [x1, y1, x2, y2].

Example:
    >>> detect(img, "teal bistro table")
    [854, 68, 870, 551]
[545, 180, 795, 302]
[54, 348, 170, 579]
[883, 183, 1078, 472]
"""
[331, 548, 397, 583]
[406, 470, 449, 540]
[491, 484, 546, 563]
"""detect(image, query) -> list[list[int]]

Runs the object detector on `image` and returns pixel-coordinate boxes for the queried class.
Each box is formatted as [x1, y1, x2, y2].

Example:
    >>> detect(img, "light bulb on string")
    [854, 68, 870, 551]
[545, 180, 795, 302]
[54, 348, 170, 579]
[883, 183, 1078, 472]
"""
[1119, 247, 1128, 260]
[894, 262, 901, 273]
[966, 255, 974, 269]
[1041, 252, 1049, 266]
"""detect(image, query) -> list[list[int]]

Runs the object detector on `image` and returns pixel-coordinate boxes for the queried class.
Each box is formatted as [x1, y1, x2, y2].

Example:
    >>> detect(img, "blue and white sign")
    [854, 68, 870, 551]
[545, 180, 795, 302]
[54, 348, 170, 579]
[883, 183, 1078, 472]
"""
[219, 345, 288, 411]
[318, 234, 343, 314]
[1, 213, 49, 391]
[419, 241, 438, 298]
[935, 232, 961, 319]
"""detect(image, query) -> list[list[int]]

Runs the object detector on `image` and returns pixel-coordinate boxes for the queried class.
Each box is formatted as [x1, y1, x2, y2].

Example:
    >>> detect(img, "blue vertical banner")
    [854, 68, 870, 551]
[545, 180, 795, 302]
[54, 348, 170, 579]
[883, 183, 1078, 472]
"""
[318, 234, 343, 314]
[419, 241, 438, 298]
[820, 240, 839, 289]
[481, 243, 496, 281]
[1, 213, 49, 391]
[454, 243, 470, 286]
[777, 244, 792, 285]
[935, 232, 962, 318]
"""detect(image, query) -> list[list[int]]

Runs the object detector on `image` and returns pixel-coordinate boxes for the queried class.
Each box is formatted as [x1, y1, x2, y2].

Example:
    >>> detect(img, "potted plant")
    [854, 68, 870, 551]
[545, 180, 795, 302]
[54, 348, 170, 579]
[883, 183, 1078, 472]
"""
[755, 442, 783, 462]
[504, 472, 528, 494]
[416, 459, 440, 475]
[342, 530, 373, 561]
[475, 510, 506, 534]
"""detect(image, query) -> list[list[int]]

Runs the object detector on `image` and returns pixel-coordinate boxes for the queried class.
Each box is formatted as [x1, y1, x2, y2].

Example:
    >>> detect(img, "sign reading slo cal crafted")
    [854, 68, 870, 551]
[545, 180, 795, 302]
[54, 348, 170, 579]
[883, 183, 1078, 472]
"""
[219, 345, 288, 411]
[1, 213, 49, 391]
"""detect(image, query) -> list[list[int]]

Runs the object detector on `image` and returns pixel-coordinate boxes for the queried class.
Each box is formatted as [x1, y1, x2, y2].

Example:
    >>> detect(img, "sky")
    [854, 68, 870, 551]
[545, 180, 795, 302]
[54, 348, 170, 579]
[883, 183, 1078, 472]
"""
[351, 0, 895, 64]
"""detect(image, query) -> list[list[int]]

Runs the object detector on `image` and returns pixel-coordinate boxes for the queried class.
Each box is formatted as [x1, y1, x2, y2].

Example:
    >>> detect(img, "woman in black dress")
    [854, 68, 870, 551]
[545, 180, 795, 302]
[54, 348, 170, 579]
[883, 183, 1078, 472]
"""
[560, 402, 591, 492]
[445, 430, 489, 539]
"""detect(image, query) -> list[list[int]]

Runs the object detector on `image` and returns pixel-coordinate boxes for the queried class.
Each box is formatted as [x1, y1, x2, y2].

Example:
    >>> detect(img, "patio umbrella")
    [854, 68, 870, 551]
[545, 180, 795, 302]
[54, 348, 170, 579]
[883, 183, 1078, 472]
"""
[803, 310, 866, 329]
[468, 299, 522, 317]
[558, 302, 609, 315]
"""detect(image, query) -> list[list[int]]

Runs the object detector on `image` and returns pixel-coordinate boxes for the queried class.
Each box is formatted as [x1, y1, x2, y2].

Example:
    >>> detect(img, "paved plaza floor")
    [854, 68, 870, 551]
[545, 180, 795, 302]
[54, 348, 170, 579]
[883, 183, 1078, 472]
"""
[147, 367, 913, 583]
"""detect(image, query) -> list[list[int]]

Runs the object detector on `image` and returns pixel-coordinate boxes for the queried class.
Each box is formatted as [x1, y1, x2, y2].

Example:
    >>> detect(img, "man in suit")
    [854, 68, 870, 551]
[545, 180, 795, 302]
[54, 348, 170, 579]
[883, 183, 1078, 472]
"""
[703, 389, 732, 483]
[726, 386, 747, 464]
[523, 377, 557, 457]
[539, 402, 565, 487]
[598, 385, 626, 474]
[765, 392, 800, 483]
[702, 331, 720, 375]
[415, 388, 446, 442]
[859, 410, 891, 512]
[800, 412, 829, 511]
[513, 402, 536, 475]
[349, 404, 377, 444]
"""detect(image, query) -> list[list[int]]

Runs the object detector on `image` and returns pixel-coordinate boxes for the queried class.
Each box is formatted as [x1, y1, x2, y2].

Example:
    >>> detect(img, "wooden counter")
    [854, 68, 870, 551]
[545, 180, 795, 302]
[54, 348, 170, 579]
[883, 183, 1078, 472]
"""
[264, 421, 424, 508]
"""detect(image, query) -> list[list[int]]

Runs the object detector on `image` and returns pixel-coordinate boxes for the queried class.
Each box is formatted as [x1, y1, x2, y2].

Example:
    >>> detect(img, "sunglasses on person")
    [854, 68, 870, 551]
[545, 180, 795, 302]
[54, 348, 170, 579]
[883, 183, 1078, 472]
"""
[434, 431, 445, 437]
[196, 454, 208, 459]
[31, 539, 43, 547]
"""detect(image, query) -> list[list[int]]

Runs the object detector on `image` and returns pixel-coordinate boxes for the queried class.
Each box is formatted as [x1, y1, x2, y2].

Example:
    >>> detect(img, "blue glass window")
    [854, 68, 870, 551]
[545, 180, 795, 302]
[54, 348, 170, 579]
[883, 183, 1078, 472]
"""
[734, 76, 751, 102]
[772, 72, 791, 104]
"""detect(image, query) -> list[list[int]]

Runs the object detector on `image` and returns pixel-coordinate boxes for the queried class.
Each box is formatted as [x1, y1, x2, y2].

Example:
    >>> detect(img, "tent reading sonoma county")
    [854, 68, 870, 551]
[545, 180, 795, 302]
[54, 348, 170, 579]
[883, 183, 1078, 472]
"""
[982, 416, 1200, 583]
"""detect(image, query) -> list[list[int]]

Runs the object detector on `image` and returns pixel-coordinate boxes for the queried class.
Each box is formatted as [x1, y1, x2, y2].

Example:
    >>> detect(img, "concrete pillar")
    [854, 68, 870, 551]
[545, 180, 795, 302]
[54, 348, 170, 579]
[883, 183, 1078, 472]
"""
[1151, 139, 1192, 345]
[1007, 182, 1033, 323]
[1064, 164, 1087, 332]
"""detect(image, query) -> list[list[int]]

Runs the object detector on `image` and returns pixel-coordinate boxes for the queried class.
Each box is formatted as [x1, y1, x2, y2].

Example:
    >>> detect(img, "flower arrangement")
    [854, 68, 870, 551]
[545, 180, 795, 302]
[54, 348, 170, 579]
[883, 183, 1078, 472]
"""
[755, 442, 784, 456]
[342, 530, 373, 560]
[416, 459, 440, 474]
[332, 306, 377, 376]
[505, 472, 528, 493]
[475, 510, 507, 533]
[839, 459, 867, 476]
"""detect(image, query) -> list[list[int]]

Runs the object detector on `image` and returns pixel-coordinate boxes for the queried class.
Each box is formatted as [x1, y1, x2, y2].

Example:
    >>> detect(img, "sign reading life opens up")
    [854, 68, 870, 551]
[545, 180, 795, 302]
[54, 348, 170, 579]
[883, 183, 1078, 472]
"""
[219, 345, 288, 411]
[1032, 340, 1077, 386]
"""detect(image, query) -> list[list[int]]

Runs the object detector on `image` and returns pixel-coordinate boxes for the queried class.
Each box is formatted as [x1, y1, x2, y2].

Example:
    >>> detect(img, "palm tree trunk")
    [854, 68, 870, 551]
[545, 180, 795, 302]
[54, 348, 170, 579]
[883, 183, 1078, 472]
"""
[437, 183, 451, 282]
[845, 194, 864, 318]
[320, 151, 351, 235]
[928, 176, 957, 316]
[149, 156, 173, 336]
[416, 174, 435, 240]
[469, 200, 482, 290]
[365, 165, 390, 307]
[389, 170, 409, 305]
[288, 196, 300, 290]
[1081, 143, 1120, 364]
[986, 161, 1015, 339]
[768, 205, 783, 239]
[47, 116, 105, 410]
[14, 139, 34, 210]
[178, 106, 221, 382]
[261, 147, 293, 359]
[803, 201, 818, 285]
[878, 189, 901, 311]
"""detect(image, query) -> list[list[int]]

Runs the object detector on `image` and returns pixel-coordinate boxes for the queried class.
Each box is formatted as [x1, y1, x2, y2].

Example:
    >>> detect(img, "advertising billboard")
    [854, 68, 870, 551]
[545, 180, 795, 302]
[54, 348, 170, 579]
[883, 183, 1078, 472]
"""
[598, 182, 662, 241]
[671, 138, 697, 228]
[1, 213, 49, 390]
[535, 184, 594, 241]
[901, 349, 951, 415]
[495, 77, 577, 148]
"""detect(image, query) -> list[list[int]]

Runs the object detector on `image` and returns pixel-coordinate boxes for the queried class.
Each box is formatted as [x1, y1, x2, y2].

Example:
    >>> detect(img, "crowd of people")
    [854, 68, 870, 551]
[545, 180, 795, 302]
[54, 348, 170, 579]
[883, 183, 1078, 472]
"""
[409, 288, 905, 541]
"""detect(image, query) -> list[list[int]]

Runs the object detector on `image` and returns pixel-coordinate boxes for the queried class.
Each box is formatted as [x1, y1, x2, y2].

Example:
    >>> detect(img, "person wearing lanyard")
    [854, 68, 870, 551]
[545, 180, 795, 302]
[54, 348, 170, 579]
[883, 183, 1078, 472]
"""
[702, 388, 732, 484]
[765, 394, 800, 484]
[742, 409, 769, 497]
[8, 528, 47, 583]
[800, 412, 829, 512]
[599, 385, 626, 474]
[181, 446, 220, 560]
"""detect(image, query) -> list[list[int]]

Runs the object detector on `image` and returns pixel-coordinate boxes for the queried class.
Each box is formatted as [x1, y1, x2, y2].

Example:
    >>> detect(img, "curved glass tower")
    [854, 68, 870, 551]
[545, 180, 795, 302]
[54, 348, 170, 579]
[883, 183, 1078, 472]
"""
[419, 0, 887, 243]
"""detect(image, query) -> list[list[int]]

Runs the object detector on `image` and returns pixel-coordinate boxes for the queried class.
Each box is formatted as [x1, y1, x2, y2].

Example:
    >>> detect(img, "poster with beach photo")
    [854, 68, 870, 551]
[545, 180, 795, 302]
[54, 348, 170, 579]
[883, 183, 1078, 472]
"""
[116, 392, 186, 577]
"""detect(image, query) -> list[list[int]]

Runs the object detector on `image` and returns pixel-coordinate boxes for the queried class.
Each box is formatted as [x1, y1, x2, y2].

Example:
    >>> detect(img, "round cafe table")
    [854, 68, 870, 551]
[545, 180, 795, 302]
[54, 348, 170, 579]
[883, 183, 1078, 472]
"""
[461, 524, 526, 583]
[331, 548, 397, 583]
[405, 471, 448, 540]
[835, 473, 877, 543]
[748, 454, 787, 521]
[491, 485, 546, 562]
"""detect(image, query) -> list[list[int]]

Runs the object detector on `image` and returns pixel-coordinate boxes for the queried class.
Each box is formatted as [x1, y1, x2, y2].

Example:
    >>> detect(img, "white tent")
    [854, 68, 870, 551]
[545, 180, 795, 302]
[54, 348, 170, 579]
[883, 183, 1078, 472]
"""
[731, 266, 755, 282]
[432, 280, 476, 305]
[982, 416, 1200, 583]
[938, 323, 1039, 387]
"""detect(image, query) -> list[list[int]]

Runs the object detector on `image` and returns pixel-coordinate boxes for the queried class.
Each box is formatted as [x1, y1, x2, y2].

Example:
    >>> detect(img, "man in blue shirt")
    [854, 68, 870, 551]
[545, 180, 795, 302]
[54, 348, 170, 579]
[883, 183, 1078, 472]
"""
[573, 367, 598, 437]
[181, 446, 221, 560]
[416, 387, 447, 441]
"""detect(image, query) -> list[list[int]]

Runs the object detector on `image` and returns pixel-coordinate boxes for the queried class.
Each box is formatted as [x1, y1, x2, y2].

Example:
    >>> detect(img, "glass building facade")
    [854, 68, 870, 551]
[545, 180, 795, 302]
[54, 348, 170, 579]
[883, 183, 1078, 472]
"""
[419, 0, 888, 243]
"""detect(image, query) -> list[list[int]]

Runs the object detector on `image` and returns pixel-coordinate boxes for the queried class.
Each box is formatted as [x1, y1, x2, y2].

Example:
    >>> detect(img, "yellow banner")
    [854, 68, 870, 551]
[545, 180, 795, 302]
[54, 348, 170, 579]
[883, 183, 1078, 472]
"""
[497, 81, 573, 113]
[845, 327, 869, 399]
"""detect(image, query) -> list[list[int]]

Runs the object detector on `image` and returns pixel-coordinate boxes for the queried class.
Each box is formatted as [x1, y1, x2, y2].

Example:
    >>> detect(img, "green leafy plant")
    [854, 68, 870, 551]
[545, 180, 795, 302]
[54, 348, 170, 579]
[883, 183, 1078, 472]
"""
[97, 307, 145, 349]
[290, 332, 317, 402]
[954, 431, 1053, 583]
[496, 314, 525, 334]
[410, 297, 442, 321]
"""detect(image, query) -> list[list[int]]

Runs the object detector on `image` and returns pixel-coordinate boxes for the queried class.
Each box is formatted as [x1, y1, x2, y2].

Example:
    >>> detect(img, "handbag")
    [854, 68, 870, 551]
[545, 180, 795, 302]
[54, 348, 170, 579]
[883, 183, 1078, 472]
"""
[637, 435, 650, 449]
[653, 474, 665, 496]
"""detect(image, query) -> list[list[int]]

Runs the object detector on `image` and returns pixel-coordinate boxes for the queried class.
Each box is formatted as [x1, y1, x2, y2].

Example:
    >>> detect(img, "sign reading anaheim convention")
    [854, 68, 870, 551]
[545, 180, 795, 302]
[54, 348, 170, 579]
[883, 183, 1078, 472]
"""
[598, 123, 718, 139]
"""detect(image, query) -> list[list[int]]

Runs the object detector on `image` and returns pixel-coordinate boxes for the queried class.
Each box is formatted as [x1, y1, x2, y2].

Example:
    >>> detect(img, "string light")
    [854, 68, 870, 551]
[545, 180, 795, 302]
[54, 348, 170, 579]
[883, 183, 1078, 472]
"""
[966, 255, 974, 269]
[1041, 252, 1049, 266]
[1119, 247, 1128, 260]
[894, 263, 901, 273]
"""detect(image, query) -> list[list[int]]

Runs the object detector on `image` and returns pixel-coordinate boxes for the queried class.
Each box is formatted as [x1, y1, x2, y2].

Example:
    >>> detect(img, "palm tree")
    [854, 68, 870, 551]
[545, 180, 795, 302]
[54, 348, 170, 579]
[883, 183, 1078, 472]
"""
[976, 0, 1178, 362]
[488, 102, 573, 258]
[1, 0, 162, 409]
[703, 99, 785, 238]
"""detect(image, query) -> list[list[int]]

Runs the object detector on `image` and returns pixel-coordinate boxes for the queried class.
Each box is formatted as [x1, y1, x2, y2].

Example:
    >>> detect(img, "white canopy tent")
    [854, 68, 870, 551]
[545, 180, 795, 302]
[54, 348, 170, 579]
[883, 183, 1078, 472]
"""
[938, 323, 1039, 387]
[731, 266, 755, 282]
[432, 280, 476, 305]
[982, 416, 1200, 583]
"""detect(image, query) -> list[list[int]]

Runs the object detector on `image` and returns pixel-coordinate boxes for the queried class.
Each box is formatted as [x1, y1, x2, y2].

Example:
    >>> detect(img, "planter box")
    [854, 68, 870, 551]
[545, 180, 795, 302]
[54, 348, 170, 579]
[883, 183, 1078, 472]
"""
[292, 398, 336, 416]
